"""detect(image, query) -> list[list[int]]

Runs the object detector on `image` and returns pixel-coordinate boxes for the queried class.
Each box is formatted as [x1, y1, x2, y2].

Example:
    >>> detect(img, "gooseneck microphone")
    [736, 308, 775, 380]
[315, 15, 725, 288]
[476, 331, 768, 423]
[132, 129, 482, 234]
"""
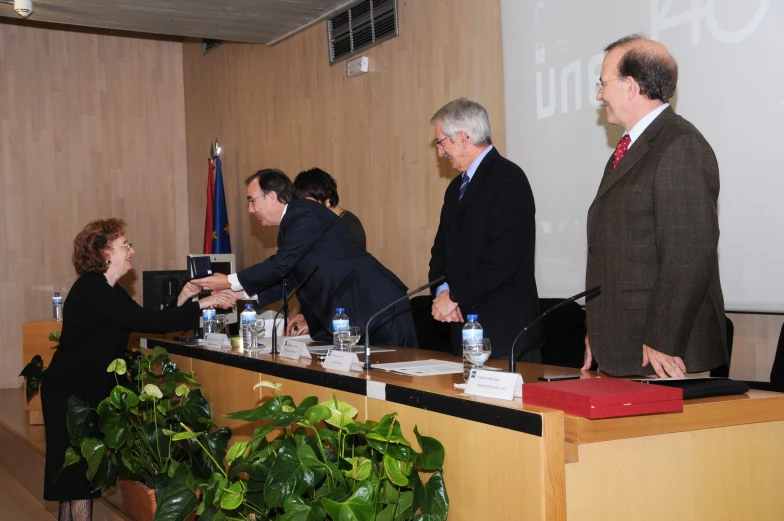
[508, 286, 601, 373]
[363, 275, 445, 371]
[282, 279, 290, 334]
[271, 266, 319, 355]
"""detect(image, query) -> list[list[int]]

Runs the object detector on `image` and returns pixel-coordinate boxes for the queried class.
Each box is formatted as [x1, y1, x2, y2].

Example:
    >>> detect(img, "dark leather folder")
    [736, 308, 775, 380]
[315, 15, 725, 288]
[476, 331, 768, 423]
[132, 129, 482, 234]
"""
[633, 377, 749, 400]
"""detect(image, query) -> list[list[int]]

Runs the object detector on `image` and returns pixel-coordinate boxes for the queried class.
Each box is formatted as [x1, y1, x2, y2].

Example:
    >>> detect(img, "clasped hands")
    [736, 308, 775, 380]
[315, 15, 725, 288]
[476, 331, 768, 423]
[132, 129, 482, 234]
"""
[177, 274, 242, 310]
[431, 291, 464, 323]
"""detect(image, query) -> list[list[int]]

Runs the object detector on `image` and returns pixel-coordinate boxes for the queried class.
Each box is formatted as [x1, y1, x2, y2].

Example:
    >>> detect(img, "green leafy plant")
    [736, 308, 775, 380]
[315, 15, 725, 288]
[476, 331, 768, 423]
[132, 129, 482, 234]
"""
[61, 347, 228, 521]
[19, 330, 61, 402]
[184, 381, 448, 521]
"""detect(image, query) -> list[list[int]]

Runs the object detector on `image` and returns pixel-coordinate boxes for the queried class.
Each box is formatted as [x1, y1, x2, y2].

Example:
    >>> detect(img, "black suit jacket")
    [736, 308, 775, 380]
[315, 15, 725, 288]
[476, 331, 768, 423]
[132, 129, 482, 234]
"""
[429, 147, 542, 359]
[586, 107, 728, 376]
[238, 199, 417, 347]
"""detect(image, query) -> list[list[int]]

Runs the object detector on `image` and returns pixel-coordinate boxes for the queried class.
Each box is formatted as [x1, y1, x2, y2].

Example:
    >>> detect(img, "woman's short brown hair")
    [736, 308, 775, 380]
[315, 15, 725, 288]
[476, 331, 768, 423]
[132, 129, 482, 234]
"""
[72, 218, 126, 276]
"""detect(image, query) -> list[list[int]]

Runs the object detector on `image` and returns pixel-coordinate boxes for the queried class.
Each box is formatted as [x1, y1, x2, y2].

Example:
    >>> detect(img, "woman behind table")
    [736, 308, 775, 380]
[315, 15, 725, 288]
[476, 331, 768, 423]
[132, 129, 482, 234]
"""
[286, 168, 368, 337]
[41, 218, 235, 521]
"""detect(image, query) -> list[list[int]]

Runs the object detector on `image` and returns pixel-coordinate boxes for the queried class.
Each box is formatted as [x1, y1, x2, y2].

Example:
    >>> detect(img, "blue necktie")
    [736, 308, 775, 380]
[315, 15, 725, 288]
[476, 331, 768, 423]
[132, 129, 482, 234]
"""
[459, 173, 469, 200]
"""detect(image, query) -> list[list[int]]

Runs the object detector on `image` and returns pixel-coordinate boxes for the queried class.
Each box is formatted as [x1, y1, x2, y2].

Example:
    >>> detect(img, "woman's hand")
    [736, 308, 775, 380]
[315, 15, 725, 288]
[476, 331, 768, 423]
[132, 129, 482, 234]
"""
[198, 292, 237, 310]
[285, 313, 309, 336]
[177, 282, 202, 307]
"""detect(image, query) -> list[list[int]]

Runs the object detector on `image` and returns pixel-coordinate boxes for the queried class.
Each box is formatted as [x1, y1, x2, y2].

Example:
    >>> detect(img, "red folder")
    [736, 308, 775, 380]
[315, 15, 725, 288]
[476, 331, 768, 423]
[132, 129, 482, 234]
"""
[522, 378, 683, 419]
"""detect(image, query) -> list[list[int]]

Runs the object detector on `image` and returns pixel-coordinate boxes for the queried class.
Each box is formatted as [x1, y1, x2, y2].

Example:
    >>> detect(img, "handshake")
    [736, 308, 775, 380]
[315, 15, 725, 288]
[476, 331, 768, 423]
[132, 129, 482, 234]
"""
[177, 273, 245, 311]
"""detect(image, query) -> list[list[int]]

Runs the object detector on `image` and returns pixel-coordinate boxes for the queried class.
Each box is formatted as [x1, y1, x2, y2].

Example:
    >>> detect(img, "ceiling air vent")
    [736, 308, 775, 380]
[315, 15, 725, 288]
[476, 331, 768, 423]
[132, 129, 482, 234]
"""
[327, 0, 398, 65]
[203, 39, 225, 55]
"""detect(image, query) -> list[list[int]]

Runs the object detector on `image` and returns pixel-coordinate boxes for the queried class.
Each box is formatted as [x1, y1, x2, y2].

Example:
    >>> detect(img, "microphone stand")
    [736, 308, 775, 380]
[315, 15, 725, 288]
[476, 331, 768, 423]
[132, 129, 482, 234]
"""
[508, 285, 600, 373]
[363, 276, 445, 371]
[271, 266, 319, 355]
[282, 279, 289, 334]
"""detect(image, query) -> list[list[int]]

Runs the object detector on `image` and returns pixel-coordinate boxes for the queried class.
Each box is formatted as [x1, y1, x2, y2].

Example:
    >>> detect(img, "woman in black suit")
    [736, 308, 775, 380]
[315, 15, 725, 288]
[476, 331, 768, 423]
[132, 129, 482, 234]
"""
[41, 218, 234, 521]
[287, 168, 367, 337]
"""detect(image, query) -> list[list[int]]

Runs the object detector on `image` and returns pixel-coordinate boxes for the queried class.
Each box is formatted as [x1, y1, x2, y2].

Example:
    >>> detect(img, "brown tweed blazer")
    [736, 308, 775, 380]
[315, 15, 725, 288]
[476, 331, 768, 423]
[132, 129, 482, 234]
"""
[585, 106, 728, 376]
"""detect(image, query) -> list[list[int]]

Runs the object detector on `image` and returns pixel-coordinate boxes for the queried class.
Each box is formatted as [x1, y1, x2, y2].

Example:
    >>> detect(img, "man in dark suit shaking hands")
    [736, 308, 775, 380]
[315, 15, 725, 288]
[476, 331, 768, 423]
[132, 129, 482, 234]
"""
[583, 35, 728, 378]
[198, 169, 417, 347]
[429, 98, 542, 360]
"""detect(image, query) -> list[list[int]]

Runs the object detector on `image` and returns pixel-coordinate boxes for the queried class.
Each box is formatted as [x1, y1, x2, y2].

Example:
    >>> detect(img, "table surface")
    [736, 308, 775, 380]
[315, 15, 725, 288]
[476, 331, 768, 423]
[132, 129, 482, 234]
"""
[143, 336, 784, 444]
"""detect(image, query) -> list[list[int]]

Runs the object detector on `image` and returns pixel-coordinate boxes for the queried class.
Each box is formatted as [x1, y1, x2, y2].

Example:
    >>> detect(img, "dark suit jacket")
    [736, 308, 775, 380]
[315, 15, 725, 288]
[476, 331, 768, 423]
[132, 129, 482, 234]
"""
[237, 199, 417, 347]
[429, 147, 542, 359]
[586, 107, 728, 376]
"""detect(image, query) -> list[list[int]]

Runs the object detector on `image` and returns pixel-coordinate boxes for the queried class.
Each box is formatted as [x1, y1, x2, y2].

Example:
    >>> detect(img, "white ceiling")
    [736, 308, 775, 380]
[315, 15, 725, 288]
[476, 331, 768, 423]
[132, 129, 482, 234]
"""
[0, 0, 355, 44]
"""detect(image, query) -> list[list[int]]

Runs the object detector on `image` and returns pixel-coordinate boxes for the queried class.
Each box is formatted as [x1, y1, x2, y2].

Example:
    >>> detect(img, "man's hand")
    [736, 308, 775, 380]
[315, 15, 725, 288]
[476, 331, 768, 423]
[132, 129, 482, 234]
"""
[432, 291, 460, 322]
[218, 289, 245, 302]
[196, 274, 231, 291]
[642, 344, 687, 378]
[444, 307, 463, 323]
[581, 334, 593, 371]
[285, 313, 309, 336]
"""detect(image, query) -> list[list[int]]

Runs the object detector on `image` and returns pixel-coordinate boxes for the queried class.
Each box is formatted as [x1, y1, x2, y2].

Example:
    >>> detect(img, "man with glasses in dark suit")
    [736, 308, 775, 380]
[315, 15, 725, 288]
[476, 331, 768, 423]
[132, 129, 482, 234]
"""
[197, 169, 417, 348]
[429, 98, 542, 361]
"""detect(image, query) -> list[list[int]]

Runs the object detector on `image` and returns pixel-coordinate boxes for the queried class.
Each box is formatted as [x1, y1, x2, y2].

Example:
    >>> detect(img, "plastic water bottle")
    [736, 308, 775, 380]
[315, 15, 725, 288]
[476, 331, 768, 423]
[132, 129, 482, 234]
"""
[52, 292, 63, 322]
[462, 314, 483, 381]
[332, 307, 349, 350]
[241, 304, 257, 351]
[202, 308, 217, 334]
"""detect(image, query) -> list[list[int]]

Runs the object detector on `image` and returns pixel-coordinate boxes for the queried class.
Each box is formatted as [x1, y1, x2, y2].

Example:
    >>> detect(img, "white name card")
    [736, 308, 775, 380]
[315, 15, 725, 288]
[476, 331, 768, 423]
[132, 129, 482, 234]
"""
[323, 350, 361, 372]
[465, 370, 523, 401]
[203, 333, 230, 350]
[279, 339, 312, 360]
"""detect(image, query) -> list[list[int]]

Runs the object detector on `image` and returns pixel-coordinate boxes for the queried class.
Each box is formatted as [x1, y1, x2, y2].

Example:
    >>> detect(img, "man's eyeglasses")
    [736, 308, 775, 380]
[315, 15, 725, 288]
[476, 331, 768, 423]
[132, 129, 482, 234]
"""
[595, 76, 627, 93]
[248, 194, 263, 207]
[435, 136, 450, 149]
[110, 241, 133, 251]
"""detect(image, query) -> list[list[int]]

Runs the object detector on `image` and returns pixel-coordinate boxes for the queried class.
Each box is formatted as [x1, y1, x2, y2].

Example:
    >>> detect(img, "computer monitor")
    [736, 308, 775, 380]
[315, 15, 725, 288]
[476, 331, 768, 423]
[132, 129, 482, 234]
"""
[187, 254, 238, 326]
[142, 270, 189, 310]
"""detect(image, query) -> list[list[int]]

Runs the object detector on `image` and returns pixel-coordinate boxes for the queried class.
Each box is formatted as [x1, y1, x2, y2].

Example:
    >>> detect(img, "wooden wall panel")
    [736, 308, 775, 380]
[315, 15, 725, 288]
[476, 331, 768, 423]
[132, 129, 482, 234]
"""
[728, 313, 783, 381]
[180, 0, 784, 378]
[0, 21, 189, 389]
[182, 0, 506, 288]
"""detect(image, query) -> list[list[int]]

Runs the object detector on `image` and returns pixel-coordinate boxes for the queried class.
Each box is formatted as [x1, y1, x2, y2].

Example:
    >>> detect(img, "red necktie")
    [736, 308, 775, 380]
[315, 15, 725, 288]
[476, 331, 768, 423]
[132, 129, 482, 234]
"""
[610, 134, 631, 171]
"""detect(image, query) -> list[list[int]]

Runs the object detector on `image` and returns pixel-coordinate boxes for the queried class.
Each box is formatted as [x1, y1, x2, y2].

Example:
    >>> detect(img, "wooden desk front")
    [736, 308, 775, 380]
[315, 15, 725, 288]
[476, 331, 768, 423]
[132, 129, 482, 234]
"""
[144, 338, 784, 521]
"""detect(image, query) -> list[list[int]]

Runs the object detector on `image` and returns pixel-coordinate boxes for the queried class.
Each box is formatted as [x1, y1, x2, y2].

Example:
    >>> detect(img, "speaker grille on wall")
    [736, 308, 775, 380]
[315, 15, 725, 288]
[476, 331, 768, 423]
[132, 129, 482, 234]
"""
[203, 38, 225, 54]
[327, 0, 398, 64]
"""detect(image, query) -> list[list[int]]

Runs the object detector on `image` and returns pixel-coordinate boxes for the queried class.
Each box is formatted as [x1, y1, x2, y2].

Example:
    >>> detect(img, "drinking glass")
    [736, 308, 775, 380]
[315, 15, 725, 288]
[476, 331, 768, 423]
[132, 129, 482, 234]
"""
[255, 317, 266, 338]
[346, 326, 361, 350]
[215, 314, 228, 335]
[464, 338, 492, 376]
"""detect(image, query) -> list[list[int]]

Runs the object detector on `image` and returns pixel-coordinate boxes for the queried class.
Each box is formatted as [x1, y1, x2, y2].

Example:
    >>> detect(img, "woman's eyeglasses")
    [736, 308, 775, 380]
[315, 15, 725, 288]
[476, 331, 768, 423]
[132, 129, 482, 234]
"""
[110, 241, 133, 251]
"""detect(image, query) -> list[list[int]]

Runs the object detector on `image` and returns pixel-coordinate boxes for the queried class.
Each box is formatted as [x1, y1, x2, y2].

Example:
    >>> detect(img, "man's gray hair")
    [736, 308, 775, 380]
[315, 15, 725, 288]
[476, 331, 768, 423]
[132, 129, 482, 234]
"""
[430, 98, 492, 146]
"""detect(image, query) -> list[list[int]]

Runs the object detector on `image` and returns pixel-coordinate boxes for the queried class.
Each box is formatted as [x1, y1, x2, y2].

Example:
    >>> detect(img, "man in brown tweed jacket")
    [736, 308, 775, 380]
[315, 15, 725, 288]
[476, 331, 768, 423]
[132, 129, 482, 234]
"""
[582, 34, 728, 378]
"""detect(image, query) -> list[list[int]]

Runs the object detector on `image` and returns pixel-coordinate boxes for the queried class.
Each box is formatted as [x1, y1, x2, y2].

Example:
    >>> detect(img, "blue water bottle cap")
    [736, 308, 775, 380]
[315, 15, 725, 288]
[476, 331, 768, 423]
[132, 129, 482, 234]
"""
[467, 314, 478, 321]
[54, 292, 60, 296]
[336, 307, 345, 313]
[245, 303, 253, 310]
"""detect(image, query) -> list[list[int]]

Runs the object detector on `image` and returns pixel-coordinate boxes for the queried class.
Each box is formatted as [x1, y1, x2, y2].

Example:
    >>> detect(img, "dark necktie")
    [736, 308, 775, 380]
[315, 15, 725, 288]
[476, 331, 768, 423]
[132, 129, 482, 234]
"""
[611, 134, 631, 171]
[459, 173, 469, 200]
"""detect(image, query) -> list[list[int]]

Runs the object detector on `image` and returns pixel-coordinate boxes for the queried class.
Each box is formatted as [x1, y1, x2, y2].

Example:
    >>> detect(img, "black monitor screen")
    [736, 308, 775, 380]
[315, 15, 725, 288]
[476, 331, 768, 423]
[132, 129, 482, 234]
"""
[142, 270, 189, 310]
[211, 262, 232, 276]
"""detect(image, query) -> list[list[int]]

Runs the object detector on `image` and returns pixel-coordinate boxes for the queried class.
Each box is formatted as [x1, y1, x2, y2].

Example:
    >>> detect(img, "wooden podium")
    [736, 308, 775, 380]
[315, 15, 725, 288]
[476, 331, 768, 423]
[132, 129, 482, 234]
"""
[22, 320, 62, 424]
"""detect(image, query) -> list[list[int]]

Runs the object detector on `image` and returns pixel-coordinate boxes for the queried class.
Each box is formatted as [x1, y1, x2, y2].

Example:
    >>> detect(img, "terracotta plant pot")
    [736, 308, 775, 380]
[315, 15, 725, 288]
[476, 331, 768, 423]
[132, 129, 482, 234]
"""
[119, 479, 156, 521]
[119, 479, 197, 521]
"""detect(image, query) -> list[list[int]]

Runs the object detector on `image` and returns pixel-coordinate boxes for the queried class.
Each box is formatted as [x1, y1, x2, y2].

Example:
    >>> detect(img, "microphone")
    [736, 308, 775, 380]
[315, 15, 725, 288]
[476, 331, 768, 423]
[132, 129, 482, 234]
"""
[362, 275, 445, 371]
[271, 266, 319, 355]
[508, 285, 601, 373]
